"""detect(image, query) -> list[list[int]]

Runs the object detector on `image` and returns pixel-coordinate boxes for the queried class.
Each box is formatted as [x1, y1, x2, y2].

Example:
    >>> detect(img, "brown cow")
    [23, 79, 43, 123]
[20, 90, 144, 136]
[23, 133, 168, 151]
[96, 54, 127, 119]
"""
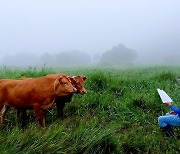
[0, 75, 77, 126]
[19, 74, 87, 117]
[45, 74, 87, 118]
[1, 74, 87, 127]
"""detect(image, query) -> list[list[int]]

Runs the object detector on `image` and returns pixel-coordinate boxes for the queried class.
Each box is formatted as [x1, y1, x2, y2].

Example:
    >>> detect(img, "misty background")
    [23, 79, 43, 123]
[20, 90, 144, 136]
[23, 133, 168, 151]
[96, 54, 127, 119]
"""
[0, 0, 180, 67]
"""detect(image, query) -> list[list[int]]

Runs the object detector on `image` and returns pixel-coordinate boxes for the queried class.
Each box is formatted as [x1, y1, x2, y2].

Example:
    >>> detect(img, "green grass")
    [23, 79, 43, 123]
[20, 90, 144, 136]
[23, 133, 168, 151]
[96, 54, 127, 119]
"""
[0, 66, 180, 153]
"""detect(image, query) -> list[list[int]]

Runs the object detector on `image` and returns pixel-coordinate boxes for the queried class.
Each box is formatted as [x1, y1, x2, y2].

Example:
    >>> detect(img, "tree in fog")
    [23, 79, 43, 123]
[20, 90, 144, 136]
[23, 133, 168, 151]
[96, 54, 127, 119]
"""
[54, 50, 91, 66]
[100, 44, 137, 65]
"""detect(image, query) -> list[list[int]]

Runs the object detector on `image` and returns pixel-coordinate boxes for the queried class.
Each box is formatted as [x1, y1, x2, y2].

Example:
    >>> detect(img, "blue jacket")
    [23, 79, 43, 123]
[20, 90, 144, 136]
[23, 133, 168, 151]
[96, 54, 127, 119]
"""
[169, 105, 180, 115]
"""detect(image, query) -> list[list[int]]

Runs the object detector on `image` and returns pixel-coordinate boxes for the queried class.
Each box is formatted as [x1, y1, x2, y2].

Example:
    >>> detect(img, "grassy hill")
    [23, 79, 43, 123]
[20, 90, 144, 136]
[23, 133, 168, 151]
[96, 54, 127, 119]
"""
[0, 66, 180, 154]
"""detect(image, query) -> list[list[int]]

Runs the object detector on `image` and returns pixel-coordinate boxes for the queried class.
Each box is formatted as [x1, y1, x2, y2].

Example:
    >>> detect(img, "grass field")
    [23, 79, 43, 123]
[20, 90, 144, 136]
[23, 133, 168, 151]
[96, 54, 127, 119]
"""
[0, 66, 180, 154]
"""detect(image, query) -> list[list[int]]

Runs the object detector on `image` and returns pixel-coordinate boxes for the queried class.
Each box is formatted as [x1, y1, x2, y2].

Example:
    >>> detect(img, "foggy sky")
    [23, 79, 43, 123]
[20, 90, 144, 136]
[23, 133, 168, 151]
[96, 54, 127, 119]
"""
[0, 0, 180, 64]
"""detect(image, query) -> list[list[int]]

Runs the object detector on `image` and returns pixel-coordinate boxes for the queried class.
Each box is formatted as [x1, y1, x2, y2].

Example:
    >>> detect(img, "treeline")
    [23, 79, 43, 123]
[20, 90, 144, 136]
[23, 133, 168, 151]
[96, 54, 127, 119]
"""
[2, 44, 180, 67]
[3, 51, 91, 67]
[2, 44, 137, 67]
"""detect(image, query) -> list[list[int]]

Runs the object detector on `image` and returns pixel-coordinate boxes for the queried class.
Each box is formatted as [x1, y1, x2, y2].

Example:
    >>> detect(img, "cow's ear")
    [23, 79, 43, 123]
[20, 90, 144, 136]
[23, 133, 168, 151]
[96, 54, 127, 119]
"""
[58, 76, 64, 83]
[69, 76, 76, 84]
[82, 76, 87, 81]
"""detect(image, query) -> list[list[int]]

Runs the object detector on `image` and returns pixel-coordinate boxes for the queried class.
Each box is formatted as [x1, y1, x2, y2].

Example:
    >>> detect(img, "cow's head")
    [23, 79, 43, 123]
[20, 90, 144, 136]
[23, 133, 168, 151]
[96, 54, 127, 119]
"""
[71, 75, 87, 94]
[54, 76, 77, 96]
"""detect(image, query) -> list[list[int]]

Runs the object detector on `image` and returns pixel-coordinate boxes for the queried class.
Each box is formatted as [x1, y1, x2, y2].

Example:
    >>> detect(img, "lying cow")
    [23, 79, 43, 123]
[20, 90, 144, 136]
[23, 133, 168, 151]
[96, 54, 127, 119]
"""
[0, 75, 77, 127]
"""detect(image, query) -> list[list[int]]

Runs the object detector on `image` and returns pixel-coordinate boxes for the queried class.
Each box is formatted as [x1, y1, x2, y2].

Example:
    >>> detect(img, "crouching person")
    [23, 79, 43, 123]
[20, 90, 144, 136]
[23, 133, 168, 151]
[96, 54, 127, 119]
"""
[158, 102, 180, 137]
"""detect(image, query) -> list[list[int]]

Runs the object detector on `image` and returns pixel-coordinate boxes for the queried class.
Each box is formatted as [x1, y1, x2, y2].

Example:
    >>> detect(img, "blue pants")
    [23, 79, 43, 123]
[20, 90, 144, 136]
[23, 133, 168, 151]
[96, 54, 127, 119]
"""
[158, 113, 180, 128]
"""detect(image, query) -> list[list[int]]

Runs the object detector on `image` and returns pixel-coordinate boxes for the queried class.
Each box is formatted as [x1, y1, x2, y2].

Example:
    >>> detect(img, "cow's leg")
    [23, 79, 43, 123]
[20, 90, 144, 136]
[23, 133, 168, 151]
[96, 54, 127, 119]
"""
[16, 109, 21, 127]
[33, 104, 43, 126]
[0, 104, 5, 126]
[0, 103, 3, 112]
[21, 109, 28, 128]
[17, 109, 27, 128]
[0, 103, 4, 123]
[56, 102, 65, 118]
[41, 110, 47, 127]
[0, 105, 10, 126]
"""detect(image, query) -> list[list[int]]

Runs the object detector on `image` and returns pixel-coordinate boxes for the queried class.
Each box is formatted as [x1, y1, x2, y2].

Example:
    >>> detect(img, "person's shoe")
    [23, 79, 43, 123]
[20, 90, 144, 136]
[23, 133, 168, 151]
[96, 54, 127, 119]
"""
[161, 125, 175, 138]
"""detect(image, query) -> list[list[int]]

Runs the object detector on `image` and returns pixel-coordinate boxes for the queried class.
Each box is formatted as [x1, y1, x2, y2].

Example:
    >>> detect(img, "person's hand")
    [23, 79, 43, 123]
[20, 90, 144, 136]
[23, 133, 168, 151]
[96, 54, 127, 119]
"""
[169, 111, 176, 115]
[165, 102, 172, 106]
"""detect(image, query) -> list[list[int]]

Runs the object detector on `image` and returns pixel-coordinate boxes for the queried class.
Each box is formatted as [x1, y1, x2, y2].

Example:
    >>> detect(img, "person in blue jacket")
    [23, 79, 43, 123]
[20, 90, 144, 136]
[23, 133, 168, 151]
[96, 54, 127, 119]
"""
[158, 102, 180, 137]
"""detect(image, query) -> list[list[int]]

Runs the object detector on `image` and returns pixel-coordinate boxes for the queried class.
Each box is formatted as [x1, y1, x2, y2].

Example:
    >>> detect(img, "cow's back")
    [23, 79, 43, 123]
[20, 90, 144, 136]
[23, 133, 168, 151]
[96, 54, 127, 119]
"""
[1, 77, 55, 108]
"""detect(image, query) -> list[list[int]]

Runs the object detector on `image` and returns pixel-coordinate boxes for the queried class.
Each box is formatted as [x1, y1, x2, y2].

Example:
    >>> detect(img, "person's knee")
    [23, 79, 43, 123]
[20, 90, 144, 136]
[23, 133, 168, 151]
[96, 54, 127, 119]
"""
[158, 116, 167, 127]
[158, 116, 163, 123]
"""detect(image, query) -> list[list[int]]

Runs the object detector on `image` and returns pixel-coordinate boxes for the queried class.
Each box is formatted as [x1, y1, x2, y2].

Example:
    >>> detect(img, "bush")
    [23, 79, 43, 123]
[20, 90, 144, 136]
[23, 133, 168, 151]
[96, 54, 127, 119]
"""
[88, 71, 110, 92]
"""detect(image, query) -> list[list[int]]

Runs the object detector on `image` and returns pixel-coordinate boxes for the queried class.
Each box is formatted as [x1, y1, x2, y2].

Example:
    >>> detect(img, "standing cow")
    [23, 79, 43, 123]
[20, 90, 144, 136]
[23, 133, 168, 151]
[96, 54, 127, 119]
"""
[45, 74, 87, 118]
[0, 75, 77, 127]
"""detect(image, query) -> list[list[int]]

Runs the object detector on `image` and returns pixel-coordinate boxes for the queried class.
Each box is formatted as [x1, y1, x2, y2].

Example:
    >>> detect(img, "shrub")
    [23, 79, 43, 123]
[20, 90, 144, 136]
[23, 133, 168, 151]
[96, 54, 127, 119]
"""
[88, 71, 109, 92]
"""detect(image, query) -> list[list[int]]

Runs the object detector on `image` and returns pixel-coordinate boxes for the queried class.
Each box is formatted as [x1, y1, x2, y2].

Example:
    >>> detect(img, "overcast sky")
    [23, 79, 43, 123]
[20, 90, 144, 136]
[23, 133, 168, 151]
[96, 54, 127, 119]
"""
[0, 0, 180, 63]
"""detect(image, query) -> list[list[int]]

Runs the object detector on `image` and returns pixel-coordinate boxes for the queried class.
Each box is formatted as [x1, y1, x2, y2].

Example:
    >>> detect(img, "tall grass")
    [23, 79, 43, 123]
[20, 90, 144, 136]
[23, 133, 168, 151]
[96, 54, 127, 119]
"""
[0, 66, 180, 153]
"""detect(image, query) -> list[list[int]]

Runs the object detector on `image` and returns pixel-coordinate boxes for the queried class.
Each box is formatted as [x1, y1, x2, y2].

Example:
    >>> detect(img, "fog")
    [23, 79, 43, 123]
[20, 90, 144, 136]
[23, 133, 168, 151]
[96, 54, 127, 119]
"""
[0, 0, 180, 66]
